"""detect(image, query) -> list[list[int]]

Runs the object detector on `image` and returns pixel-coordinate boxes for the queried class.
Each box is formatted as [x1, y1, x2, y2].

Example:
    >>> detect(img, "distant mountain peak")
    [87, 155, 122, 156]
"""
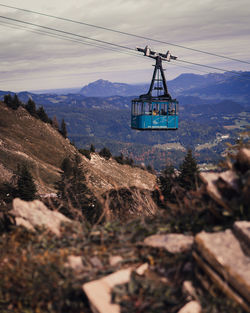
[80, 79, 147, 97]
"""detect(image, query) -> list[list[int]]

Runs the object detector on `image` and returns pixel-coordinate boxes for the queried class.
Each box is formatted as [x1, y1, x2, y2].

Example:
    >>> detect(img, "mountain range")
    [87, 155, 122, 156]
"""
[0, 71, 249, 170]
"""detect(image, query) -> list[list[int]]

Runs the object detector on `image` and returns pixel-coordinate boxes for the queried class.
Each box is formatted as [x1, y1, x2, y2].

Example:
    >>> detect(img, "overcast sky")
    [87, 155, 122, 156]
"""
[0, 0, 250, 91]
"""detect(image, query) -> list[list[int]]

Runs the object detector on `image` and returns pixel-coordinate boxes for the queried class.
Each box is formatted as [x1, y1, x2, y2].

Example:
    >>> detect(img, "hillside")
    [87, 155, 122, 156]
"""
[0, 102, 156, 214]
[0, 102, 76, 193]
[0, 71, 249, 170]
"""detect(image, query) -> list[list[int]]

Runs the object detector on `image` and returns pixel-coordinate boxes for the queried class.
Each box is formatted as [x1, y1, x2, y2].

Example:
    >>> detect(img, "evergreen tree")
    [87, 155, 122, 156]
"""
[25, 98, 37, 117]
[17, 164, 37, 201]
[158, 164, 176, 203]
[99, 147, 112, 160]
[52, 116, 59, 130]
[90, 144, 95, 153]
[3, 94, 20, 110]
[56, 154, 101, 223]
[37, 106, 50, 123]
[12, 94, 22, 110]
[4, 94, 12, 107]
[178, 149, 199, 191]
[60, 157, 72, 177]
[60, 119, 67, 138]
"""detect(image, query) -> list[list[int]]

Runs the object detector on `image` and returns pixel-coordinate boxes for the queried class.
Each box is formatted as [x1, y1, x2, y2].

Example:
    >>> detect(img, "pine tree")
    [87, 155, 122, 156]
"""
[90, 144, 95, 153]
[158, 164, 176, 203]
[52, 116, 59, 130]
[99, 147, 112, 160]
[37, 106, 50, 123]
[25, 98, 37, 117]
[3, 94, 21, 110]
[12, 94, 22, 110]
[178, 149, 199, 191]
[60, 119, 67, 138]
[4, 94, 12, 107]
[17, 164, 37, 201]
[56, 154, 101, 223]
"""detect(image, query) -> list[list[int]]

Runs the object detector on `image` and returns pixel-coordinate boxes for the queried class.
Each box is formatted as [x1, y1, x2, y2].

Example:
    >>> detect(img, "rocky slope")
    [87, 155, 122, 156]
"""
[0, 101, 156, 215]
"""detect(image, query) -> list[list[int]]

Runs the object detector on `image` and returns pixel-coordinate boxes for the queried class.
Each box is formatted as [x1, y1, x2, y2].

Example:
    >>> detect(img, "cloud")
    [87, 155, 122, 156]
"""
[0, 0, 249, 91]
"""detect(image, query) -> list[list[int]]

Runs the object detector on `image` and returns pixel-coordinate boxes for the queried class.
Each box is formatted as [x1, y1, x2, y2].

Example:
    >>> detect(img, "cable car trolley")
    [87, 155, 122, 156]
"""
[131, 46, 178, 130]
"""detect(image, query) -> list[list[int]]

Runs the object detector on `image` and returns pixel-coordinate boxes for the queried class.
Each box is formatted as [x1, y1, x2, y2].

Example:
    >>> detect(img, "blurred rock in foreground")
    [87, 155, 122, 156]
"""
[10, 198, 72, 236]
[194, 221, 250, 312]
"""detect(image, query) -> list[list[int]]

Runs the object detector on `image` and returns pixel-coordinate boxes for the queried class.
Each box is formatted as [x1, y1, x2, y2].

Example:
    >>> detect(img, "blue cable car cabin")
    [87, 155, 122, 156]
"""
[131, 98, 178, 130]
[131, 46, 179, 130]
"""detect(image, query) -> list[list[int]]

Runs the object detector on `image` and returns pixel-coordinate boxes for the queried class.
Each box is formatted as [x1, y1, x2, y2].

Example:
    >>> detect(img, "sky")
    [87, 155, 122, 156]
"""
[0, 0, 250, 91]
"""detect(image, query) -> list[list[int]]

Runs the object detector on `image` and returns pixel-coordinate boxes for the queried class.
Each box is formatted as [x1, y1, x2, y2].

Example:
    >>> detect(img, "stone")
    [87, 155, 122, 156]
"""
[83, 268, 132, 313]
[83, 264, 148, 313]
[199, 170, 239, 208]
[236, 148, 250, 172]
[177, 301, 202, 313]
[182, 281, 198, 301]
[109, 255, 123, 266]
[234, 221, 250, 254]
[199, 172, 222, 203]
[144, 233, 194, 254]
[65, 255, 84, 272]
[90, 256, 103, 269]
[195, 230, 250, 307]
[10, 198, 72, 236]
[193, 250, 250, 313]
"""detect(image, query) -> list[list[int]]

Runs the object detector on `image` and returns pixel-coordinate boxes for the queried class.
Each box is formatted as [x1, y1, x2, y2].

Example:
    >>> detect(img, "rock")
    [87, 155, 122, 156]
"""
[194, 230, 250, 311]
[144, 233, 194, 254]
[65, 255, 84, 272]
[109, 255, 123, 266]
[236, 148, 250, 173]
[182, 281, 199, 301]
[83, 264, 148, 313]
[83, 268, 132, 313]
[199, 170, 239, 208]
[234, 221, 250, 255]
[10, 198, 72, 236]
[90, 256, 103, 269]
[177, 300, 202, 313]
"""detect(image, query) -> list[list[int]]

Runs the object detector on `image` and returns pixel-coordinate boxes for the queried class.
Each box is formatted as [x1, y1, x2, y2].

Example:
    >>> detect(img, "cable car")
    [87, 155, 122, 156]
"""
[131, 46, 178, 130]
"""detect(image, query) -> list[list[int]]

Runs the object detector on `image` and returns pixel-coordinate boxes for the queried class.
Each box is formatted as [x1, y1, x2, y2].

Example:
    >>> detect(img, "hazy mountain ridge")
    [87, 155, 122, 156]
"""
[80, 79, 148, 97]
[0, 71, 249, 170]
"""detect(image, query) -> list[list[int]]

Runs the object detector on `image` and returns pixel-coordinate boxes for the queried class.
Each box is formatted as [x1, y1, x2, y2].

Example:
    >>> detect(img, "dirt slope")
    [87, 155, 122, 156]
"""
[0, 102, 157, 215]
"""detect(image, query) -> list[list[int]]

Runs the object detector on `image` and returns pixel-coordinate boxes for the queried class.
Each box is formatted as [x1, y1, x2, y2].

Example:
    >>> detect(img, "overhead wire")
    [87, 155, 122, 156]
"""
[0, 2, 250, 65]
[0, 20, 143, 58]
[0, 16, 220, 76]
[0, 15, 135, 53]
[0, 15, 249, 81]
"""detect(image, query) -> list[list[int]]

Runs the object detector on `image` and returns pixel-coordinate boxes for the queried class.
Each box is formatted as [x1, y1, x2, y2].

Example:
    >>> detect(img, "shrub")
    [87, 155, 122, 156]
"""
[79, 149, 91, 160]
[99, 147, 112, 160]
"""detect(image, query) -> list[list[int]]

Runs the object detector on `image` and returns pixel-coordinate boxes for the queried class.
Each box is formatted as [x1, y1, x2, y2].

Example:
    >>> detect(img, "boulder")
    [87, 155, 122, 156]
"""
[65, 255, 84, 272]
[10, 198, 72, 236]
[194, 229, 250, 311]
[177, 301, 202, 313]
[144, 233, 194, 254]
[83, 264, 148, 313]
[234, 221, 250, 254]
